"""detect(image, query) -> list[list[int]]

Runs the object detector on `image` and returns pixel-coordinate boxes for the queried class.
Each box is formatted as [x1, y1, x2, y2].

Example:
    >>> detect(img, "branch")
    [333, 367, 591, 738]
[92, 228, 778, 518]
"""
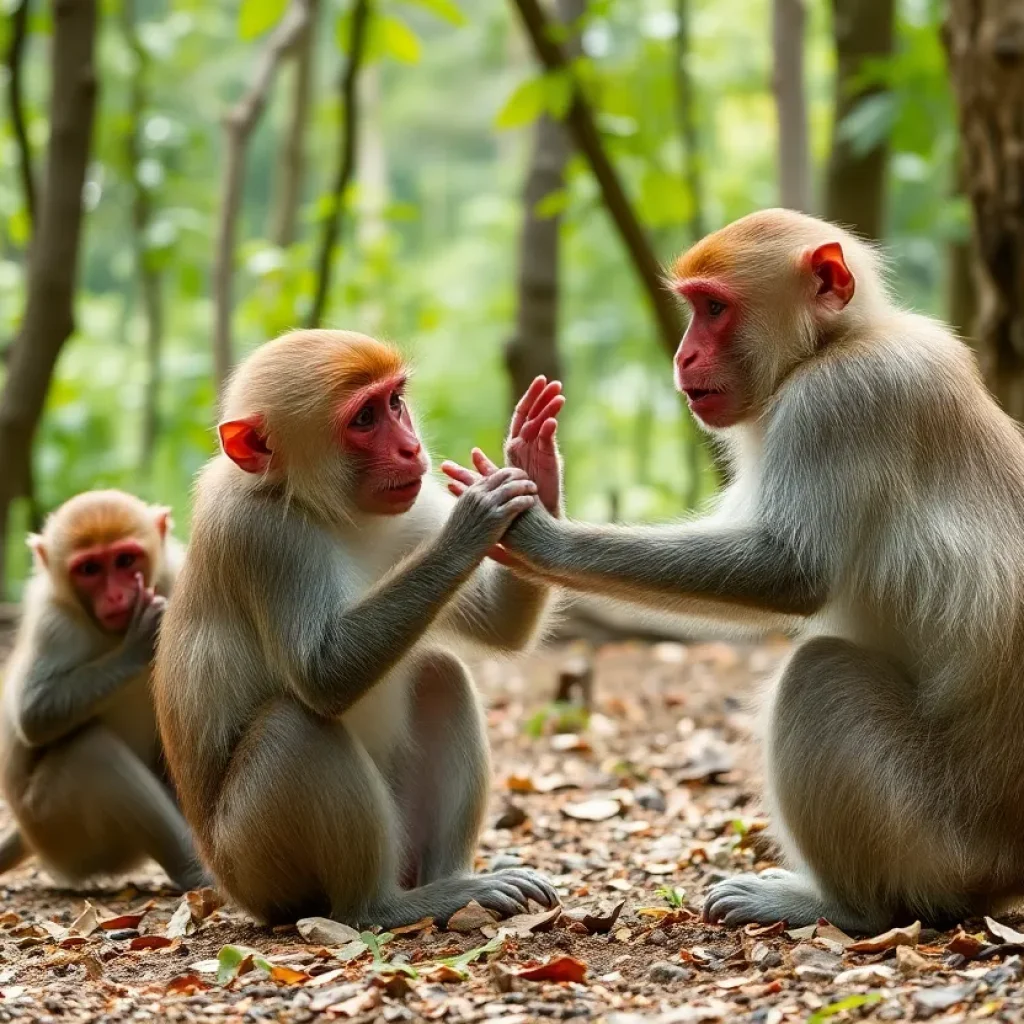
[772, 0, 810, 211]
[674, 0, 704, 242]
[510, 0, 682, 358]
[0, 0, 99, 594]
[5, 0, 36, 232]
[212, 0, 311, 395]
[306, 0, 371, 329]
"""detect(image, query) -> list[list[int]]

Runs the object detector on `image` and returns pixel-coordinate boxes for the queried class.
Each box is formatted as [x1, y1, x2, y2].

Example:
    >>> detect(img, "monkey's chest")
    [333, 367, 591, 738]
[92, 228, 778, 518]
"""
[98, 673, 160, 767]
[340, 668, 413, 768]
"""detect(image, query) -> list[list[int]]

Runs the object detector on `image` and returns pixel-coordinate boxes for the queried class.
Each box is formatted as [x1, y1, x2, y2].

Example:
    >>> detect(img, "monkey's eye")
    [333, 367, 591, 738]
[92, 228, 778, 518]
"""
[707, 299, 727, 317]
[114, 552, 136, 571]
[351, 404, 375, 429]
[389, 391, 403, 413]
[75, 560, 102, 577]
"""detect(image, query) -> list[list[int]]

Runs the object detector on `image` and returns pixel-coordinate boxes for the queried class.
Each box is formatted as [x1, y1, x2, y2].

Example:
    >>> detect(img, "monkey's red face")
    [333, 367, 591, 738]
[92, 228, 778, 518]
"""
[339, 375, 429, 515]
[673, 279, 748, 429]
[68, 540, 149, 632]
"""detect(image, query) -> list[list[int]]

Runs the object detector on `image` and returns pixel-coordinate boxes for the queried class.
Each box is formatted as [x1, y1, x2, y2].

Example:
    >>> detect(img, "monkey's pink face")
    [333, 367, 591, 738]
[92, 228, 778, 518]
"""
[673, 279, 749, 430]
[68, 540, 149, 632]
[339, 375, 429, 516]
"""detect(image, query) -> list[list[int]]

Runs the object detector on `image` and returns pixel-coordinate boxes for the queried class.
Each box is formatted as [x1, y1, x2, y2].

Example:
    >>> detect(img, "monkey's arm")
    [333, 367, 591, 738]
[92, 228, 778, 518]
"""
[17, 638, 151, 748]
[501, 509, 827, 619]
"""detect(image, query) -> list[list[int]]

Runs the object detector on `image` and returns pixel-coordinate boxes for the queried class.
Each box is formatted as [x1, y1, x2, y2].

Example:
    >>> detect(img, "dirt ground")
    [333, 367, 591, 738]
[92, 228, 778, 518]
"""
[0, 632, 1021, 1023]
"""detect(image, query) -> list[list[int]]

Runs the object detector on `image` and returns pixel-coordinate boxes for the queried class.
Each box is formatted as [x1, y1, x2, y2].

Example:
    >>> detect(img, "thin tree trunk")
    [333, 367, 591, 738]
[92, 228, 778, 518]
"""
[823, 0, 895, 240]
[270, 0, 319, 248]
[510, 0, 682, 360]
[504, 0, 585, 405]
[773, 0, 811, 211]
[948, 158, 978, 345]
[122, 0, 164, 469]
[674, 0, 704, 243]
[0, 0, 99, 594]
[945, 0, 1024, 418]
[212, 0, 310, 395]
[5, 0, 35, 234]
[306, 0, 371, 329]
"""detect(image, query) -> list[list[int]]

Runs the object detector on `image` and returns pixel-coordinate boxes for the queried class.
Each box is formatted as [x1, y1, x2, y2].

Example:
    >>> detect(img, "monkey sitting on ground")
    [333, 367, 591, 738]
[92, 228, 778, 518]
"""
[445, 208, 1024, 933]
[154, 330, 562, 928]
[0, 490, 206, 891]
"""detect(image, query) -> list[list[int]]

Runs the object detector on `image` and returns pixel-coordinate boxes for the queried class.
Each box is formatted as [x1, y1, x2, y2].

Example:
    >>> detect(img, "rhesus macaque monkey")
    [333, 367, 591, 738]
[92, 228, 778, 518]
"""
[153, 330, 562, 928]
[0, 491, 206, 891]
[445, 208, 1024, 933]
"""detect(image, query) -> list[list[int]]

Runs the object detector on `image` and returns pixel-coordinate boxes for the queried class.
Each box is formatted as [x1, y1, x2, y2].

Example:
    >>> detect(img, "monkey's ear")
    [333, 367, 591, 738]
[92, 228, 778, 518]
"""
[806, 242, 855, 312]
[152, 506, 173, 539]
[26, 534, 47, 569]
[218, 416, 273, 474]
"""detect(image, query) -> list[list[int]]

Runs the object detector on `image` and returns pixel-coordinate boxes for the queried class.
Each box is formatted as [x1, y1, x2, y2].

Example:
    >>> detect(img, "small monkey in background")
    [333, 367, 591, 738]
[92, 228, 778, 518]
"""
[154, 330, 562, 928]
[446, 208, 1024, 933]
[0, 490, 206, 891]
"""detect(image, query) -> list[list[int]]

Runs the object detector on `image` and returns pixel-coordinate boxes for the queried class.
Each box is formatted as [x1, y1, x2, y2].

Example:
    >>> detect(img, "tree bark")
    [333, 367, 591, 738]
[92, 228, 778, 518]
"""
[305, 0, 371, 329]
[510, 0, 683, 359]
[0, 0, 99, 594]
[773, 0, 811, 211]
[823, 0, 895, 240]
[122, 0, 164, 469]
[946, 0, 1024, 418]
[5, 0, 35, 234]
[504, 0, 585, 405]
[270, 0, 320, 249]
[212, 0, 310, 395]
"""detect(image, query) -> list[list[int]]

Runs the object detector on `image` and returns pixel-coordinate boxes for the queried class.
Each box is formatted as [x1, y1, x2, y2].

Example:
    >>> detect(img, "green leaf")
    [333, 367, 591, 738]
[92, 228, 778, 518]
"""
[495, 77, 547, 130]
[807, 994, 884, 1024]
[533, 189, 568, 219]
[378, 15, 421, 64]
[400, 0, 466, 26]
[543, 70, 573, 119]
[238, 0, 287, 40]
[435, 933, 505, 974]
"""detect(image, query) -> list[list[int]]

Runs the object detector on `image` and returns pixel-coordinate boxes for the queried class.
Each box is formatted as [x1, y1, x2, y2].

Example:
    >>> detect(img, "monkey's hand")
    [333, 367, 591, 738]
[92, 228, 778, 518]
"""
[123, 576, 167, 661]
[504, 375, 564, 516]
[440, 465, 538, 557]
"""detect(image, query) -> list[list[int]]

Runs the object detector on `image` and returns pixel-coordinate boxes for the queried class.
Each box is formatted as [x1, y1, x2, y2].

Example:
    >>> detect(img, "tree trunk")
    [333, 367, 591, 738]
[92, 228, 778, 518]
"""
[270, 0, 319, 248]
[306, 0, 371, 329]
[674, 0, 705, 243]
[504, 0, 584, 405]
[212, 0, 311, 395]
[773, 0, 811, 211]
[823, 0, 895, 239]
[946, 0, 1024, 417]
[123, 0, 164, 469]
[0, 0, 99, 594]
[947, 160, 978, 344]
[5, 0, 35, 234]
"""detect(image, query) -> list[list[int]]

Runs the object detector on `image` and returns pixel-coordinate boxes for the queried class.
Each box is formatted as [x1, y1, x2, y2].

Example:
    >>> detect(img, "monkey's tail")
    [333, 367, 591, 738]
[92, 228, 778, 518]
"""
[0, 828, 27, 874]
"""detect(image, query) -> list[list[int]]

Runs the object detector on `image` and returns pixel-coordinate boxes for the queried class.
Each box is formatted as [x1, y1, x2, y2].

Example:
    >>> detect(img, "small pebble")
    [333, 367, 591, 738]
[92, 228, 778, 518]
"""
[648, 961, 692, 983]
[105, 929, 139, 941]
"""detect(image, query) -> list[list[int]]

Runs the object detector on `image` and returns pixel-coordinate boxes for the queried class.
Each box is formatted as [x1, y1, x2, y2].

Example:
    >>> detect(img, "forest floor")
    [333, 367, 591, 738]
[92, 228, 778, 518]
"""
[0, 632, 1022, 1023]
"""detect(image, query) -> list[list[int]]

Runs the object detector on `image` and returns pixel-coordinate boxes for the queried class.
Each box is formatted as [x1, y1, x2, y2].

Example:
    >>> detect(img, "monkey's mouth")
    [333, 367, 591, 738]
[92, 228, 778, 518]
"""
[683, 388, 724, 403]
[380, 478, 423, 501]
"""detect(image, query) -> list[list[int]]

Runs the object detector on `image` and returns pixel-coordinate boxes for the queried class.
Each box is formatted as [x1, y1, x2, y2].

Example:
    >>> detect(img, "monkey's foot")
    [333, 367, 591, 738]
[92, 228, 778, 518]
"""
[703, 869, 832, 928]
[469, 867, 561, 917]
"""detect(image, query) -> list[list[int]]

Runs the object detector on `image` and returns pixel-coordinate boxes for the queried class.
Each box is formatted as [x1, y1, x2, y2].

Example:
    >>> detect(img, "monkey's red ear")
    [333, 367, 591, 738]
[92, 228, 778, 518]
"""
[807, 242, 855, 311]
[218, 416, 273, 474]
[152, 506, 173, 539]
[26, 534, 47, 568]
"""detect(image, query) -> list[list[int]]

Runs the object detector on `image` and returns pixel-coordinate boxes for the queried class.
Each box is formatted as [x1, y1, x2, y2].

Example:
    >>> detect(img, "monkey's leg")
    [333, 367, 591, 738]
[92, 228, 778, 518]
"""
[0, 829, 27, 873]
[705, 637, 950, 934]
[216, 696, 556, 929]
[24, 727, 207, 891]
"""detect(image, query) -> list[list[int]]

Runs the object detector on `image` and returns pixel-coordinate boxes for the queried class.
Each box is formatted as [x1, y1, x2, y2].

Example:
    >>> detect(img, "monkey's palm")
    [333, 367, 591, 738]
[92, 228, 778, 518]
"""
[507, 435, 560, 516]
[504, 375, 565, 517]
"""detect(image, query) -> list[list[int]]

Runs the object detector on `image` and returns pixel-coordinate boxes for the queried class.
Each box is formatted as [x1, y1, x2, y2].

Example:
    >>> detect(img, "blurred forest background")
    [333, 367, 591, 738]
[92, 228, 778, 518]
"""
[0, 0, 1019, 598]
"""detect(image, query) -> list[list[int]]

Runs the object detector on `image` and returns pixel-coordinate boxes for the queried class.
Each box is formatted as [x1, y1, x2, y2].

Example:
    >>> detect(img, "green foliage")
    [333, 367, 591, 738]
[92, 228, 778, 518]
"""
[237, 0, 287, 40]
[655, 886, 686, 908]
[807, 994, 884, 1023]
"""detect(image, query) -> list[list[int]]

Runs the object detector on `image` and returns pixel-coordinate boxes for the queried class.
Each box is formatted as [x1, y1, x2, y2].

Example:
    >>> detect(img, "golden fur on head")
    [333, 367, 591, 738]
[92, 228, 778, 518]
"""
[30, 490, 166, 588]
[219, 330, 411, 521]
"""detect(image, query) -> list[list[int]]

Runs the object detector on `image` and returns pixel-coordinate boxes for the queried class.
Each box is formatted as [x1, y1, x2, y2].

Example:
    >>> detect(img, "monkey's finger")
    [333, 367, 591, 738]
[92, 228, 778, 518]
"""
[538, 418, 558, 443]
[494, 868, 559, 907]
[497, 496, 536, 520]
[522, 380, 562, 422]
[471, 447, 501, 477]
[479, 465, 530, 490]
[511, 376, 548, 436]
[494, 480, 538, 505]
[447, 482, 468, 498]
[521, 396, 566, 442]
[441, 461, 477, 487]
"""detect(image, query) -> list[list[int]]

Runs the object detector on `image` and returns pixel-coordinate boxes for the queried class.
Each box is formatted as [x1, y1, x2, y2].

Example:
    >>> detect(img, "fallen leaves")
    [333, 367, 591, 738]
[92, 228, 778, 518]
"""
[507, 955, 588, 984]
[847, 919, 921, 953]
[296, 917, 362, 946]
[447, 901, 499, 933]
